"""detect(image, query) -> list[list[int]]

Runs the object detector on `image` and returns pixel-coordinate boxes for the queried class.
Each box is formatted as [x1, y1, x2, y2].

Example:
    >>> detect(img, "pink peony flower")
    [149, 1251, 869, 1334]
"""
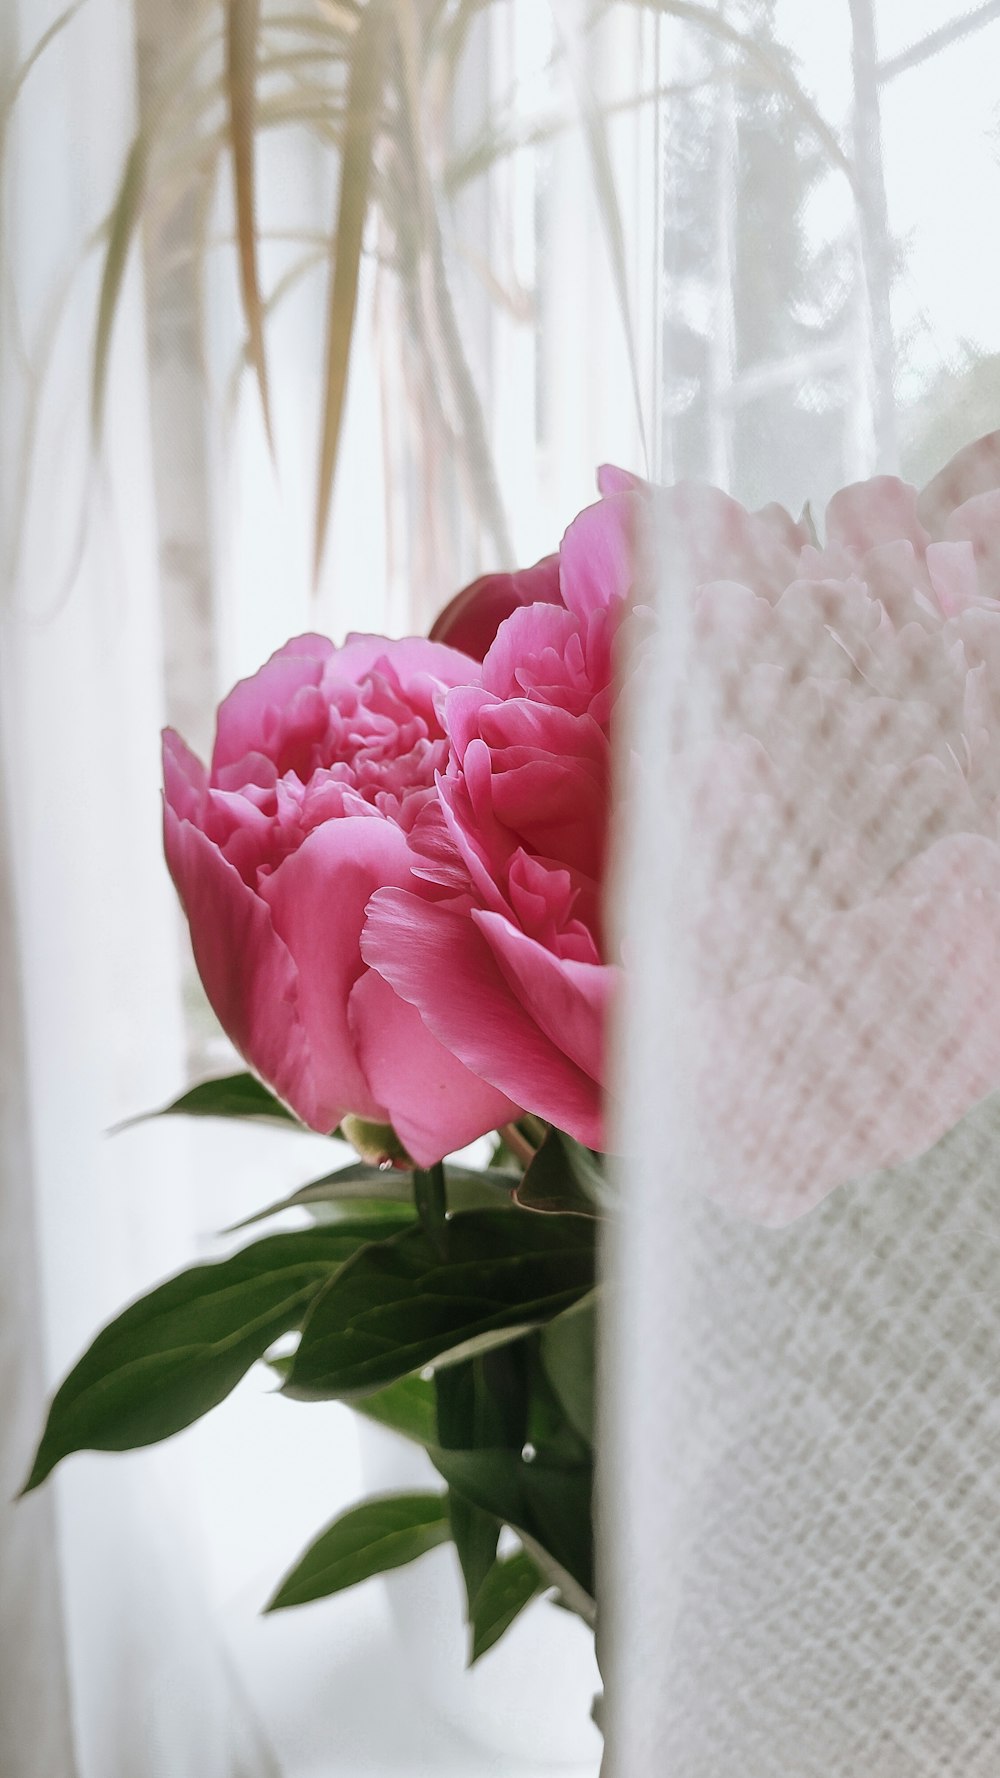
[363, 493, 642, 1149]
[369, 433, 1000, 1223]
[429, 555, 563, 660]
[162, 632, 518, 1164]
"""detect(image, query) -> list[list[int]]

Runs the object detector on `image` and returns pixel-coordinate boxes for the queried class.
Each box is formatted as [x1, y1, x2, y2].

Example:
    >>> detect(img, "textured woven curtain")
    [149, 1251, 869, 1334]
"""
[604, 3, 1000, 1773]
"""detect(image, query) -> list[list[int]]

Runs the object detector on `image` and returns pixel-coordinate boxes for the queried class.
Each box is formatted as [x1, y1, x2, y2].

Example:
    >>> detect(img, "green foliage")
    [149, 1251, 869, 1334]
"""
[429, 1444, 594, 1605]
[540, 1292, 598, 1447]
[25, 1117, 602, 1662]
[469, 1548, 545, 1664]
[228, 1158, 516, 1229]
[285, 1208, 596, 1398]
[266, 1492, 450, 1610]
[436, 1347, 530, 1617]
[352, 1371, 438, 1447]
[515, 1128, 604, 1217]
[122, 1070, 299, 1127]
[23, 1223, 386, 1489]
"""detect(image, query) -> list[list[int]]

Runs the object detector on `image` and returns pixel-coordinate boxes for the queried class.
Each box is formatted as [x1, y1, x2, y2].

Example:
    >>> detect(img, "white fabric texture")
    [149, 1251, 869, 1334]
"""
[1, 1, 283, 1772]
[603, 2, 1000, 1772]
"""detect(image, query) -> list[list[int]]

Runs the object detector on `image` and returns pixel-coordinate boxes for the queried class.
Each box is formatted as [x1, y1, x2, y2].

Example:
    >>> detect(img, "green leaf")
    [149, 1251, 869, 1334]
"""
[313, 0, 388, 581]
[515, 1129, 600, 1217]
[228, 1162, 516, 1230]
[470, 1549, 546, 1665]
[448, 1490, 499, 1615]
[266, 1492, 450, 1611]
[116, 1071, 299, 1130]
[423, 1321, 540, 1372]
[515, 1530, 596, 1628]
[286, 1209, 596, 1400]
[226, 1164, 416, 1230]
[435, 1350, 529, 1614]
[558, 1135, 608, 1205]
[436, 1347, 530, 1453]
[352, 1372, 438, 1448]
[540, 1292, 598, 1447]
[23, 1223, 387, 1491]
[429, 1444, 594, 1605]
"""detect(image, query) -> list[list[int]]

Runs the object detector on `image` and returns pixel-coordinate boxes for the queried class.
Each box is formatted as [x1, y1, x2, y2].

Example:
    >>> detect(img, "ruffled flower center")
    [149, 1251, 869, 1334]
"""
[207, 661, 451, 886]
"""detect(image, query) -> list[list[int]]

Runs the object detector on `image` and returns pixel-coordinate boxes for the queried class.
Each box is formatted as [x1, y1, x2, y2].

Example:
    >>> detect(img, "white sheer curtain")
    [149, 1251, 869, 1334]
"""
[1, 2, 637, 1773]
[1, 1, 288, 1772]
[605, 3, 1000, 1772]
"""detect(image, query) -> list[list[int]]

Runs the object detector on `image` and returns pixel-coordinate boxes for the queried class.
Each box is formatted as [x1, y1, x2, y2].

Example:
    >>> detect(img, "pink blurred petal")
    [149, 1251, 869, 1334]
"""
[942, 491, 1000, 601]
[699, 833, 1000, 1224]
[755, 501, 810, 553]
[656, 483, 799, 598]
[926, 540, 980, 616]
[824, 476, 928, 555]
[597, 463, 647, 496]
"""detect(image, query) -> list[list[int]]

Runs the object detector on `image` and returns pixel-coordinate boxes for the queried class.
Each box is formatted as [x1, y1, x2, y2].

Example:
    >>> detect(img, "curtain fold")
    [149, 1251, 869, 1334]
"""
[0, 762, 78, 1778]
[0, 1, 281, 1772]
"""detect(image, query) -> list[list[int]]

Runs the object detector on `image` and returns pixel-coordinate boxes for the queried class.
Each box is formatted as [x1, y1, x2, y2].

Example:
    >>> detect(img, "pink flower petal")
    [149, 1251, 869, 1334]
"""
[335, 633, 480, 695]
[558, 492, 639, 619]
[429, 558, 562, 661]
[348, 968, 519, 1165]
[597, 463, 647, 496]
[212, 636, 333, 775]
[163, 807, 321, 1126]
[162, 728, 208, 824]
[362, 887, 604, 1147]
[480, 604, 582, 701]
[473, 908, 612, 1083]
[257, 817, 418, 1124]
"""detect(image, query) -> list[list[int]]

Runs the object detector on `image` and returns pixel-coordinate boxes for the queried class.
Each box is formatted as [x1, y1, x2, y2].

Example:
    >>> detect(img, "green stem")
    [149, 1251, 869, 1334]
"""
[413, 1161, 447, 1248]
